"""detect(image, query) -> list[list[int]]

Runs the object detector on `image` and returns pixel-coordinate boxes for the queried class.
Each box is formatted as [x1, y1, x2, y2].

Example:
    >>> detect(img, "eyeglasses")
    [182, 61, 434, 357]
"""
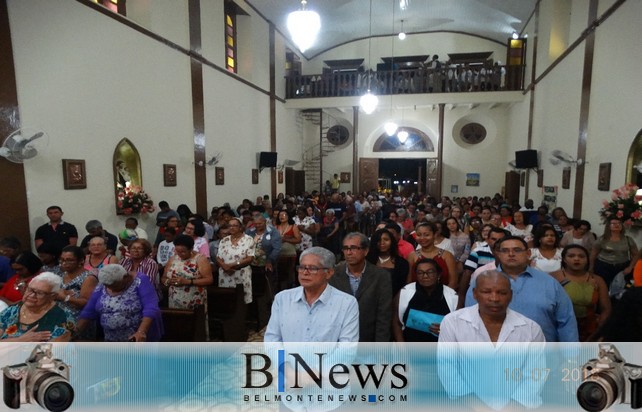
[342, 246, 364, 252]
[60, 258, 78, 263]
[296, 265, 328, 275]
[24, 287, 52, 298]
[129, 246, 144, 251]
[416, 270, 438, 277]
[497, 247, 527, 254]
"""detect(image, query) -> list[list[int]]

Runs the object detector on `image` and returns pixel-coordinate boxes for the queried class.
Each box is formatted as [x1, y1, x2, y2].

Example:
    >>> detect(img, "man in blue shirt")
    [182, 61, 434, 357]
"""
[264, 247, 359, 342]
[465, 236, 578, 342]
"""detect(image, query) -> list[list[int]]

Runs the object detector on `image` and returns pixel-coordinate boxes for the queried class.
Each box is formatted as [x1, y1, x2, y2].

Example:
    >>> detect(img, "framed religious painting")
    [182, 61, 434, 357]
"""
[62, 159, 87, 190]
[163, 164, 177, 186]
[598, 163, 611, 191]
[562, 167, 571, 189]
[252, 169, 259, 184]
[215, 167, 225, 185]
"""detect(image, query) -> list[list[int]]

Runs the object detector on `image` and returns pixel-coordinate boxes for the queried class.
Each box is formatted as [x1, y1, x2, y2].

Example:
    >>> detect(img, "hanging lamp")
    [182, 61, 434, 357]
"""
[359, 0, 378, 114]
[287, 0, 321, 53]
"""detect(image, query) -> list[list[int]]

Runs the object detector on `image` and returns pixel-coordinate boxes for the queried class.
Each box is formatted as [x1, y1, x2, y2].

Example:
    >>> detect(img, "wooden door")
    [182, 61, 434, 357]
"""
[504, 171, 520, 204]
[359, 158, 379, 194]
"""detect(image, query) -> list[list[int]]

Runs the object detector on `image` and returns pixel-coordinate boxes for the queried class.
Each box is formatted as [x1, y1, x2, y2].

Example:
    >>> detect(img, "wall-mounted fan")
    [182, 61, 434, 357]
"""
[0, 128, 49, 163]
[550, 149, 583, 166]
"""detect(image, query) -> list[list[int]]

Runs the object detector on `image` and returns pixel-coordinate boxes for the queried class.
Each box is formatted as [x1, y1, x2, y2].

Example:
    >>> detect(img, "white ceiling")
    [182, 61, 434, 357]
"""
[246, 0, 537, 58]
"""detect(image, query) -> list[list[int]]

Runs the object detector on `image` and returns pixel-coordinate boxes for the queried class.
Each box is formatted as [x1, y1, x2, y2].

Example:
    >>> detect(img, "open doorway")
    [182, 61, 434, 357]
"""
[379, 158, 427, 196]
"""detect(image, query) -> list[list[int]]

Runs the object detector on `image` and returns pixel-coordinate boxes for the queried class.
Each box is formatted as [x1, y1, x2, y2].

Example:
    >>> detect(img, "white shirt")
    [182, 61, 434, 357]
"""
[439, 304, 545, 344]
[437, 306, 546, 410]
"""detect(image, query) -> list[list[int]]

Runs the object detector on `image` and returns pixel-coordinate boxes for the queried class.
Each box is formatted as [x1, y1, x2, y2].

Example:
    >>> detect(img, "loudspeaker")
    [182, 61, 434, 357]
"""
[515, 150, 538, 169]
[259, 152, 277, 168]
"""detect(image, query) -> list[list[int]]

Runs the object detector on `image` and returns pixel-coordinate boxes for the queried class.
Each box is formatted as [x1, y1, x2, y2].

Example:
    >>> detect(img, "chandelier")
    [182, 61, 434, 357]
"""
[287, 0, 321, 53]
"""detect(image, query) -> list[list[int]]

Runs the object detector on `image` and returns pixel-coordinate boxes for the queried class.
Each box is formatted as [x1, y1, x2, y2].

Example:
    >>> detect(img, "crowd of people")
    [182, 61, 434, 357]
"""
[0, 189, 641, 343]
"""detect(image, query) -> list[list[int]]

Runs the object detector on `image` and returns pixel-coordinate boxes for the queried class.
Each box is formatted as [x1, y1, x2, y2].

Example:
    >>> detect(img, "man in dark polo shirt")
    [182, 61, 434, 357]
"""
[34, 206, 78, 251]
[79, 220, 119, 255]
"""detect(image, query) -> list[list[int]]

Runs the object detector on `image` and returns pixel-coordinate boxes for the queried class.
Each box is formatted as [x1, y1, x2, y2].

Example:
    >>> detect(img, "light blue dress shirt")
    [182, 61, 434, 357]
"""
[465, 265, 578, 342]
[264, 284, 359, 342]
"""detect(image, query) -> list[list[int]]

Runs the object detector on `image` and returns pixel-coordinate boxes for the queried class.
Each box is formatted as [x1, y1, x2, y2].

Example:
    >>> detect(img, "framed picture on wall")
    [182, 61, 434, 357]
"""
[62, 159, 87, 190]
[451, 185, 458, 193]
[465, 173, 480, 187]
[163, 164, 177, 187]
[598, 162, 611, 191]
[537, 169, 544, 187]
[562, 167, 571, 189]
[520, 171, 526, 187]
[215, 167, 224, 185]
[340, 172, 350, 183]
[252, 169, 259, 184]
[278, 170, 284, 184]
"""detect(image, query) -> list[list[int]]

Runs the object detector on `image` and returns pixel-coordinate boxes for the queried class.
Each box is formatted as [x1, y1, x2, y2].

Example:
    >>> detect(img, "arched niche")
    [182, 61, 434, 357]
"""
[372, 127, 434, 152]
[113, 138, 143, 213]
[626, 129, 642, 186]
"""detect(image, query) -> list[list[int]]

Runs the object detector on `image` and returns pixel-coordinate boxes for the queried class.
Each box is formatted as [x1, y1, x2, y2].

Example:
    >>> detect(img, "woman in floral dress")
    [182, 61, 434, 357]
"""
[161, 235, 213, 338]
[215, 218, 255, 304]
[78, 264, 162, 342]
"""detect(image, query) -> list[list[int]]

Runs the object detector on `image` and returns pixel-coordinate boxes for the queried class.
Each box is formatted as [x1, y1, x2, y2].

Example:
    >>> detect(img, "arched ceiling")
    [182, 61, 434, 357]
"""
[246, 0, 537, 58]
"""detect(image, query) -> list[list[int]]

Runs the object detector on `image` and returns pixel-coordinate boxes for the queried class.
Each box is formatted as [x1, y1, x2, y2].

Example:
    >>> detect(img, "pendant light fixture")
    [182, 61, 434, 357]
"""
[359, 0, 378, 114]
[385, 1, 398, 136]
[287, 0, 321, 53]
[398, 19, 406, 40]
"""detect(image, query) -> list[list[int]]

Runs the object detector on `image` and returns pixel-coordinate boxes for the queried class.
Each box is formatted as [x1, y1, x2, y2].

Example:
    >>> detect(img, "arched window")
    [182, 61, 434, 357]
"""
[373, 127, 434, 152]
[627, 129, 642, 187]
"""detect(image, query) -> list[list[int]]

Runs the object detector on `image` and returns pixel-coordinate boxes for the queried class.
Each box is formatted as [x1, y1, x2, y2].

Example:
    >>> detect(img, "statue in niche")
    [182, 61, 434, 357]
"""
[115, 160, 132, 188]
[113, 138, 143, 215]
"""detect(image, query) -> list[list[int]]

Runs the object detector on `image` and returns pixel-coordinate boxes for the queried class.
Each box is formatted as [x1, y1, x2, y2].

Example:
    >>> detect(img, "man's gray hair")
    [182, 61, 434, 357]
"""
[98, 264, 128, 285]
[31, 272, 62, 293]
[300, 247, 336, 268]
[253, 214, 266, 222]
[396, 208, 407, 217]
[343, 232, 370, 249]
[475, 270, 512, 289]
[85, 219, 103, 231]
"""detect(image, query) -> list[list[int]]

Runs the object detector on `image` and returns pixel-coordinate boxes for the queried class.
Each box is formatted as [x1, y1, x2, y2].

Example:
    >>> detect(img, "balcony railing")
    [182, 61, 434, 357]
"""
[285, 65, 522, 99]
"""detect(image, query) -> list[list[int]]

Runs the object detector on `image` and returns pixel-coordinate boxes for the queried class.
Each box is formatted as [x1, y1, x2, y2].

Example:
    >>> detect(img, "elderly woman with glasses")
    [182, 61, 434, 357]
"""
[120, 239, 161, 300]
[77, 264, 163, 342]
[0, 272, 72, 342]
[393, 258, 457, 342]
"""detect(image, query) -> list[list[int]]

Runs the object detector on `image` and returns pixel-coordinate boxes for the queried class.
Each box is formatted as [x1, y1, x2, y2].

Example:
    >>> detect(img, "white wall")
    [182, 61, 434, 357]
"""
[8, 0, 297, 245]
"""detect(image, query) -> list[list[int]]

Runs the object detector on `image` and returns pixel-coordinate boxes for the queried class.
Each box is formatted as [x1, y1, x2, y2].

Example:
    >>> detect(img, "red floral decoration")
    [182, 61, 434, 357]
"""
[599, 183, 642, 225]
[116, 186, 156, 215]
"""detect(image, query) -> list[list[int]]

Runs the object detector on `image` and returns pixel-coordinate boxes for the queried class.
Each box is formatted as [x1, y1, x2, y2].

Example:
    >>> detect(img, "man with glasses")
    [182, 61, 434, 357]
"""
[264, 246, 358, 342]
[465, 236, 577, 342]
[457, 227, 508, 308]
[329, 232, 392, 342]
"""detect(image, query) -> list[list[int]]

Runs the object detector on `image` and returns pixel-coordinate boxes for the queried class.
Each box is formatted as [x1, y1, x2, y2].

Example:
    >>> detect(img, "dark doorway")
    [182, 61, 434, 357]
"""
[379, 158, 426, 196]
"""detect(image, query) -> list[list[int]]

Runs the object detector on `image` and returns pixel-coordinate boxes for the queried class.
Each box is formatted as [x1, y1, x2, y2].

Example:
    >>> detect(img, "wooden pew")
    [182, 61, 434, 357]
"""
[160, 304, 206, 342]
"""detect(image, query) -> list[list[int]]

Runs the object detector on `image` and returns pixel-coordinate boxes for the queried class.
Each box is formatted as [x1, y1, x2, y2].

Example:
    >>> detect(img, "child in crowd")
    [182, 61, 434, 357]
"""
[157, 227, 176, 270]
